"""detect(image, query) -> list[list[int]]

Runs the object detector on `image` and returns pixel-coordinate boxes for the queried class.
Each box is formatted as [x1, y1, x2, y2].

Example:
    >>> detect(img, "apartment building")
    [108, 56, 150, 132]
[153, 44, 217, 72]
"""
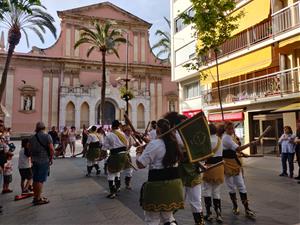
[171, 0, 300, 155]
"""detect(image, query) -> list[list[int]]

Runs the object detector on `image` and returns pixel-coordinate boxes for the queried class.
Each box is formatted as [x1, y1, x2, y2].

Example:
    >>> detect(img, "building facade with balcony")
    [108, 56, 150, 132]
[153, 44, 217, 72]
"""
[0, 2, 178, 136]
[171, 0, 300, 155]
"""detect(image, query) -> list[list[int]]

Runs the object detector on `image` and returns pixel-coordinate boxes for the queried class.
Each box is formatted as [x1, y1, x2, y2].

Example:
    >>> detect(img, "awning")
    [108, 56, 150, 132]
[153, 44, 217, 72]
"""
[201, 46, 273, 85]
[182, 109, 202, 118]
[272, 102, 300, 113]
[232, 0, 271, 35]
[279, 35, 300, 53]
[208, 112, 244, 122]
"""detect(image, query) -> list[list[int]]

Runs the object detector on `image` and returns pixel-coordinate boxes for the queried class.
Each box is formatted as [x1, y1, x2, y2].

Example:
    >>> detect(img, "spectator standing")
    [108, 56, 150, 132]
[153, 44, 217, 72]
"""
[69, 126, 76, 157]
[2, 152, 13, 194]
[278, 126, 296, 178]
[29, 122, 54, 205]
[18, 138, 33, 194]
[294, 124, 300, 182]
[81, 124, 89, 157]
[148, 121, 157, 140]
[60, 127, 69, 157]
[48, 126, 60, 146]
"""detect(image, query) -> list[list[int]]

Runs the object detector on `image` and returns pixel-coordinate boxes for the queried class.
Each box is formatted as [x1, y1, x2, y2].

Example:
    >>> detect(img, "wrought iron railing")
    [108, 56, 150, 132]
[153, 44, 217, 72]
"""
[202, 67, 300, 106]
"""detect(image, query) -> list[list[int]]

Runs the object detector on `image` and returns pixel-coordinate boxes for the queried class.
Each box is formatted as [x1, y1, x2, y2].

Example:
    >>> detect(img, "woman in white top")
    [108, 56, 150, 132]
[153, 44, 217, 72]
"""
[69, 126, 76, 157]
[136, 119, 184, 225]
[278, 126, 296, 177]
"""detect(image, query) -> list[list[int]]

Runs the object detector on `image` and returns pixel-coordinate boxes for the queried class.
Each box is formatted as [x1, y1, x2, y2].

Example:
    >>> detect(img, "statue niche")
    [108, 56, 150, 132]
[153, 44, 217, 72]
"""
[19, 85, 37, 113]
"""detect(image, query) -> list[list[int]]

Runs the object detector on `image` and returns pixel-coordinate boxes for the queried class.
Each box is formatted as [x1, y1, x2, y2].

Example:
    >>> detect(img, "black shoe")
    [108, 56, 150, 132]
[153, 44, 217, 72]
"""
[294, 176, 300, 180]
[279, 173, 288, 177]
[96, 170, 101, 175]
[298, 181, 300, 184]
[106, 193, 116, 199]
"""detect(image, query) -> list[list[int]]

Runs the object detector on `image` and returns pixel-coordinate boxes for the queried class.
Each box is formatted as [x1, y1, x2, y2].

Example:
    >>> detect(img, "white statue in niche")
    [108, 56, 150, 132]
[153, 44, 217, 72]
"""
[24, 96, 32, 111]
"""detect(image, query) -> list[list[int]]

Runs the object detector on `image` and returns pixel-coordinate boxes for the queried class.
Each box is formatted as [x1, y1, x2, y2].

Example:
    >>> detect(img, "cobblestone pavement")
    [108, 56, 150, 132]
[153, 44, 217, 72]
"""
[0, 141, 299, 225]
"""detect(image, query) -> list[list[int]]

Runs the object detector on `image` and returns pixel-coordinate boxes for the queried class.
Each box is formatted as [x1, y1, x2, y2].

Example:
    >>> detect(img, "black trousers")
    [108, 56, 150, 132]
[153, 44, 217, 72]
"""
[281, 153, 294, 175]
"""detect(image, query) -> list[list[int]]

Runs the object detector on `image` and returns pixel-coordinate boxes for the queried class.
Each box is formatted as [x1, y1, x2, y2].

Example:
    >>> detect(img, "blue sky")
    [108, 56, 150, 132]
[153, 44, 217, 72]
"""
[1, 0, 170, 53]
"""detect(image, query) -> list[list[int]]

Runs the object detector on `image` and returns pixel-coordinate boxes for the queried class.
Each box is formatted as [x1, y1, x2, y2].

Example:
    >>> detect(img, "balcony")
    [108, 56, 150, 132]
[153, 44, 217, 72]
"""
[60, 86, 92, 96]
[203, 1, 300, 63]
[272, 1, 300, 34]
[202, 67, 300, 106]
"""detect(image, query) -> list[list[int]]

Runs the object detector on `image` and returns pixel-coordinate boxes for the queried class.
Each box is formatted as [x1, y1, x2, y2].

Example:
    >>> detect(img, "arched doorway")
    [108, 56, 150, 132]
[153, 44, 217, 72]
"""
[80, 102, 89, 128]
[97, 101, 116, 125]
[66, 102, 75, 127]
[137, 103, 145, 129]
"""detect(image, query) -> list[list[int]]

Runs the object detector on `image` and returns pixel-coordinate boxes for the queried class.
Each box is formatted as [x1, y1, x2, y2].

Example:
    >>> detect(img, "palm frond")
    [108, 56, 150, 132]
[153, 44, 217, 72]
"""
[28, 26, 44, 43]
[21, 27, 29, 47]
[86, 45, 96, 58]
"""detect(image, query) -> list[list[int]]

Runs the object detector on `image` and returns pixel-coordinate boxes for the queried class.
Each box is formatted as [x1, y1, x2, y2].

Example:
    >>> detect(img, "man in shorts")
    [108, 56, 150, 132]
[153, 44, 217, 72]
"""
[29, 122, 54, 205]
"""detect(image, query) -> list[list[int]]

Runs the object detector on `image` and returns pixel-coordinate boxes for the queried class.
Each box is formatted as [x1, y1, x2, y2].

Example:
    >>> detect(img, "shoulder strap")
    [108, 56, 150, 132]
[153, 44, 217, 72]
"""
[35, 134, 50, 157]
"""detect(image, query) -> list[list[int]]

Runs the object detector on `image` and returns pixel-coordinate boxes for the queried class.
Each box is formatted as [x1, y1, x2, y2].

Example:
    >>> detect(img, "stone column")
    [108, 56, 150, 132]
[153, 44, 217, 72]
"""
[59, 99, 66, 131]
[75, 106, 80, 129]
[4, 71, 14, 128]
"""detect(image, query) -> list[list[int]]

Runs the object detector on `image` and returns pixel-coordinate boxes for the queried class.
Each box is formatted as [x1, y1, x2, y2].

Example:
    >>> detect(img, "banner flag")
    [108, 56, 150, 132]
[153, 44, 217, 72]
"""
[177, 112, 213, 162]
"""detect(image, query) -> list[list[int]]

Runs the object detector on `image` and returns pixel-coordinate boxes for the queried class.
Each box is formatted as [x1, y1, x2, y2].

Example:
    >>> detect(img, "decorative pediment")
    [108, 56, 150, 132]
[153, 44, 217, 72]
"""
[58, 2, 151, 28]
[18, 85, 38, 96]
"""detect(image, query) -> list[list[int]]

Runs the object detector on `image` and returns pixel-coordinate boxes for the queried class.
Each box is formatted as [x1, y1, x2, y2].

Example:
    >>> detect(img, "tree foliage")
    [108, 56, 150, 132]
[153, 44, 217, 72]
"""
[180, 0, 243, 69]
[151, 17, 171, 63]
[0, 0, 56, 107]
[74, 21, 127, 125]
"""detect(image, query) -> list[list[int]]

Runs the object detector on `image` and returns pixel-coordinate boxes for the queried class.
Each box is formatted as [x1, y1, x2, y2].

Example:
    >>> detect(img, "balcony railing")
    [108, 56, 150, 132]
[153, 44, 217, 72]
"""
[203, 2, 300, 63]
[206, 19, 272, 62]
[60, 86, 92, 96]
[272, 1, 300, 34]
[202, 67, 300, 106]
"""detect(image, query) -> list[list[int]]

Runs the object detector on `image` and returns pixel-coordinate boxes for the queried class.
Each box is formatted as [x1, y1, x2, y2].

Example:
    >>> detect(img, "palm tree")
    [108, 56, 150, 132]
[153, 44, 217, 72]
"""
[151, 17, 171, 63]
[74, 21, 126, 125]
[0, 0, 56, 104]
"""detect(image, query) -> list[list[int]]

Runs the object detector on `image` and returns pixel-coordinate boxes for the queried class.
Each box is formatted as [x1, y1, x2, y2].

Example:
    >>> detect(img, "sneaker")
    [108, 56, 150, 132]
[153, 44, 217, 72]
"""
[245, 209, 256, 219]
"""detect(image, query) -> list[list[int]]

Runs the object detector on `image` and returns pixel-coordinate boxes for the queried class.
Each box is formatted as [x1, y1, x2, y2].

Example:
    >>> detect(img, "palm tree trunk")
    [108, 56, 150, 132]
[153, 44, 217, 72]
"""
[0, 43, 16, 105]
[215, 50, 224, 121]
[100, 51, 106, 125]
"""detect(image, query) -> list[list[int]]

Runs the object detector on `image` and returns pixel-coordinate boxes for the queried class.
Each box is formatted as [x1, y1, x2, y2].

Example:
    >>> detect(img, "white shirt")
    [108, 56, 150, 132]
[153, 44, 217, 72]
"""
[103, 130, 127, 150]
[279, 134, 296, 153]
[149, 129, 157, 140]
[211, 134, 223, 157]
[18, 148, 32, 169]
[137, 139, 166, 170]
[222, 134, 239, 152]
[69, 131, 76, 142]
[4, 160, 13, 175]
[87, 133, 102, 144]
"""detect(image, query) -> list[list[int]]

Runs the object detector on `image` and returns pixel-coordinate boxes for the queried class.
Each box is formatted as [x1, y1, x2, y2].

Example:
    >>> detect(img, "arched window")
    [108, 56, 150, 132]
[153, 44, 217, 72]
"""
[137, 103, 145, 129]
[66, 102, 75, 127]
[80, 102, 89, 128]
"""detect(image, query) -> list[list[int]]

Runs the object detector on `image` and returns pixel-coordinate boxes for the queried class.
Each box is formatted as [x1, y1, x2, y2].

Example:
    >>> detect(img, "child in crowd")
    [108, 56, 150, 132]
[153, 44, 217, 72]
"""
[18, 138, 33, 194]
[2, 152, 13, 194]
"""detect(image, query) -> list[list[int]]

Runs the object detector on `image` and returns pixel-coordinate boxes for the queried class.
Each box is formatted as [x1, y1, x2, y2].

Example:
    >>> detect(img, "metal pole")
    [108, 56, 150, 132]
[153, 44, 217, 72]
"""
[125, 32, 129, 115]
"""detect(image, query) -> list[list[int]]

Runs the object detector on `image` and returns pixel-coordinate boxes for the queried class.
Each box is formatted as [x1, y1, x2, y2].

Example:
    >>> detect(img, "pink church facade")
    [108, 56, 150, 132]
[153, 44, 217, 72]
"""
[0, 2, 178, 136]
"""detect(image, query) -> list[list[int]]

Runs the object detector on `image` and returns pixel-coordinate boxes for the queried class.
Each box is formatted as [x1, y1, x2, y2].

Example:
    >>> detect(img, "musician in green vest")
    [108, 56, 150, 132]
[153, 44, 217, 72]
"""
[103, 120, 128, 199]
